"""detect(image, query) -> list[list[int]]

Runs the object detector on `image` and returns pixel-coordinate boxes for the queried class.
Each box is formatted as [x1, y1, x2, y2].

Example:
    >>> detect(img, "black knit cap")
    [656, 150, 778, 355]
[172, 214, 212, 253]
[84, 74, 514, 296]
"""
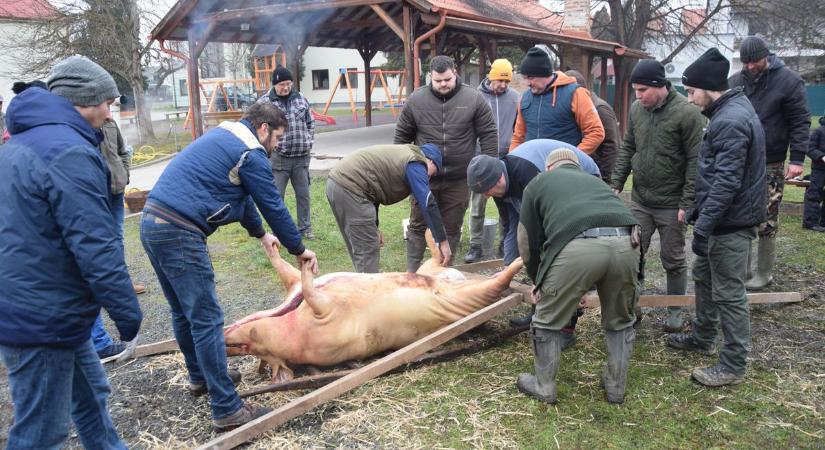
[630, 59, 667, 87]
[739, 36, 770, 63]
[682, 48, 730, 92]
[519, 47, 554, 77]
[271, 66, 293, 84]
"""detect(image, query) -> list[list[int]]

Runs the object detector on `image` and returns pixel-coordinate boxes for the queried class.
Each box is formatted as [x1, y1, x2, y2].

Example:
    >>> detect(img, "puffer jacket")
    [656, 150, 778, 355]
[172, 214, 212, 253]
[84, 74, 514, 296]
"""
[394, 81, 498, 180]
[0, 87, 142, 347]
[693, 88, 766, 236]
[612, 88, 705, 210]
[808, 120, 825, 169]
[729, 54, 811, 164]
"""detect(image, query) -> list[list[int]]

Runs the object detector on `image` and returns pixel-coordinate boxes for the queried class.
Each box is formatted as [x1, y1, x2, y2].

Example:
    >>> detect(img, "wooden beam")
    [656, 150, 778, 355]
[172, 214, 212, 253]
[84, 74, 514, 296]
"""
[195, 292, 524, 450]
[370, 4, 403, 40]
[197, 0, 393, 24]
[402, 5, 414, 97]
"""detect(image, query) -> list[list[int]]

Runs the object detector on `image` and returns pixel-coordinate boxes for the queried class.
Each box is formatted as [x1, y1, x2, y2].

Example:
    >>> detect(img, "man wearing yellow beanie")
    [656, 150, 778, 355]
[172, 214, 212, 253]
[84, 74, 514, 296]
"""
[465, 58, 520, 264]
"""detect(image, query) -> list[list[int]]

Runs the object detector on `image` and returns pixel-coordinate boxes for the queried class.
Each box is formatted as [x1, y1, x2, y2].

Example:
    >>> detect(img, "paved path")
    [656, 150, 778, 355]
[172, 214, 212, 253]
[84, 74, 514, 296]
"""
[127, 123, 396, 191]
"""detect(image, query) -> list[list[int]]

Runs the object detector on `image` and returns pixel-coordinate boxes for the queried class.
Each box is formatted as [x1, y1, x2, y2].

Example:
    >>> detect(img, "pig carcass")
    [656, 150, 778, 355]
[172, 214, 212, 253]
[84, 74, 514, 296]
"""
[224, 240, 524, 382]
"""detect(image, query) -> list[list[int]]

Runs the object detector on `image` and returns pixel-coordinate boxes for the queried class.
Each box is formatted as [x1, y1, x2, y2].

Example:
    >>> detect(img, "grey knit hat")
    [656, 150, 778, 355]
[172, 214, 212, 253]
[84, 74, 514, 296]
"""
[467, 155, 505, 193]
[739, 36, 770, 63]
[47, 56, 119, 106]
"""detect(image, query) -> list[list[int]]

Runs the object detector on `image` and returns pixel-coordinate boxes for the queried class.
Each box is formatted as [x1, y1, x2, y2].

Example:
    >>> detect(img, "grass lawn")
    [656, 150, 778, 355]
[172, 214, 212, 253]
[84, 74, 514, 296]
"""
[118, 175, 824, 448]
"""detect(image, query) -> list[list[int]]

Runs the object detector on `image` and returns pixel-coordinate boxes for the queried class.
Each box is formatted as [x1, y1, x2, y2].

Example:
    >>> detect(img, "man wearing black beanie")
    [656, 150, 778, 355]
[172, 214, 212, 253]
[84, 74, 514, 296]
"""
[669, 47, 767, 387]
[612, 59, 705, 332]
[509, 45, 604, 155]
[729, 36, 811, 290]
[257, 65, 316, 240]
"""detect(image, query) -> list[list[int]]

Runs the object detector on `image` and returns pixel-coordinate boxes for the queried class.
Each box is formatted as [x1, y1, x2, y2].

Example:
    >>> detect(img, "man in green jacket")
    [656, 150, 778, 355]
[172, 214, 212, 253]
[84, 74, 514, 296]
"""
[326, 143, 450, 272]
[517, 149, 640, 404]
[611, 60, 705, 332]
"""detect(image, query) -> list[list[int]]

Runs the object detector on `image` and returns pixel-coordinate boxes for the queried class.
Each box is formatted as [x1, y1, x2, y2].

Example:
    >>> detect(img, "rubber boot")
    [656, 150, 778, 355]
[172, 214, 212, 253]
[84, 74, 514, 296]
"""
[464, 245, 483, 264]
[516, 327, 561, 404]
[745, 243, 754, 281]
[405, 235, 426, 272]
[664, 272, 687, 332]
[745, 235, 775, 290]
[509, 305, 534, 328]
[603, 327, 635, 404]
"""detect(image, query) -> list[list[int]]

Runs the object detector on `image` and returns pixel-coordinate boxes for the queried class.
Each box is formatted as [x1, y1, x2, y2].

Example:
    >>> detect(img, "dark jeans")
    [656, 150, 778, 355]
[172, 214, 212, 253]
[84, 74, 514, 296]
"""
[140, 213, 243, 419]
[271, 153, 312, 234]
[0, 340, 126, 449]
[92, 192, 126, 352]
[803, 166, 825, 228]
[692, 227, 756, 376]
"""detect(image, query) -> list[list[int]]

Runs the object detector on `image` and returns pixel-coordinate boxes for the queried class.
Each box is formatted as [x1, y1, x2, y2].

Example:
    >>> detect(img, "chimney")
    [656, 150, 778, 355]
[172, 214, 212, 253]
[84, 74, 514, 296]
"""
[562, 0, 592, 36]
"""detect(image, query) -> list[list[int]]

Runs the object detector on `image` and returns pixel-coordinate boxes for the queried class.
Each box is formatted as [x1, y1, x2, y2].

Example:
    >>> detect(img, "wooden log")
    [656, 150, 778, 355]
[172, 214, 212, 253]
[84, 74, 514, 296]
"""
[195, 292, 524, 450]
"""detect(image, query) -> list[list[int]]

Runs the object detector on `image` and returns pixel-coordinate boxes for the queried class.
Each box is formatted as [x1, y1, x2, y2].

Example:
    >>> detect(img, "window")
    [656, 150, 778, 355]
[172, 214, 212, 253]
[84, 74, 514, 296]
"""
[339, 68, 358, 89]
[179, 79, 188, 97]
[312, 69, 329, 90]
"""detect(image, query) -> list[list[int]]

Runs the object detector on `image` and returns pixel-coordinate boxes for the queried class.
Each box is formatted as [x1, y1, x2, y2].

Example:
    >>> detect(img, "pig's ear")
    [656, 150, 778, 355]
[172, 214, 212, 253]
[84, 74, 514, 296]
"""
[300, 259, 332, 317]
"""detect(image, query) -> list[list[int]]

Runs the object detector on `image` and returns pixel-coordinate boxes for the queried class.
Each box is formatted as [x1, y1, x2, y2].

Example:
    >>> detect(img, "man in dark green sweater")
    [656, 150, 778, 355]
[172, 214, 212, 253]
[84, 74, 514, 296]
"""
[517, 149, 640, 404]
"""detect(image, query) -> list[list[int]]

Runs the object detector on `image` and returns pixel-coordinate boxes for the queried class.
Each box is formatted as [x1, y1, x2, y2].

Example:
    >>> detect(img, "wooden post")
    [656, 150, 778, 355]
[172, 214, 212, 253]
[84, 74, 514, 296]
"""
[359, 44, 375, 127]
[402, 5, 414, 96]
[187, 28, 204, 138]
[600, 57, 608, 99]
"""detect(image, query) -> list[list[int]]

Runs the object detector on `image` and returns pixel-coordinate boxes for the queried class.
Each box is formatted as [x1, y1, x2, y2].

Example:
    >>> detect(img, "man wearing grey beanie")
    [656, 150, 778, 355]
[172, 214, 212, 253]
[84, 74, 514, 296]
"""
[0, 55, 141, 448]
[729, 36, 812, 290]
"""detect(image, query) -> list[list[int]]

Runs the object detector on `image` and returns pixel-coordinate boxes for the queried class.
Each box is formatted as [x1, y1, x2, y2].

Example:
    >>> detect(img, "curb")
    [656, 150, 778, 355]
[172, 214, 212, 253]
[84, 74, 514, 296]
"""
[132, 153, 177, 169]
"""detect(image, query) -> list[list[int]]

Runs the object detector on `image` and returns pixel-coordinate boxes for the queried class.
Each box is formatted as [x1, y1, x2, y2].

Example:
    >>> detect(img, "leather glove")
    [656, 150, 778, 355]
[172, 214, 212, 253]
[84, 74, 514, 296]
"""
[692, 232, 709, 257]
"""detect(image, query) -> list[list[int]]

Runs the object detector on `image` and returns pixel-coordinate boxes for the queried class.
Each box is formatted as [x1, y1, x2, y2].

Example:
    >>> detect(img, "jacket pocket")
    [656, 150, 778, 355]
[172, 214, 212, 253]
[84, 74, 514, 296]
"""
[206, 204, 232, 223]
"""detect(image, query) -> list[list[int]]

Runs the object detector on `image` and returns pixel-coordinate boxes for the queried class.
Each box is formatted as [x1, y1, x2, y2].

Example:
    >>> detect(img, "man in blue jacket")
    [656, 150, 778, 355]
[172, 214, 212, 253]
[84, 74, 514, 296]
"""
[0, 56, 142, 449]
[141, 102, 318, 431]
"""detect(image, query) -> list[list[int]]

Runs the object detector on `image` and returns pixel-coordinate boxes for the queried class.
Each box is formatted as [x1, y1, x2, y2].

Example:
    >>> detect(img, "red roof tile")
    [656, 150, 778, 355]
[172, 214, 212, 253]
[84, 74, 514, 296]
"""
[0, 0, 56, 20]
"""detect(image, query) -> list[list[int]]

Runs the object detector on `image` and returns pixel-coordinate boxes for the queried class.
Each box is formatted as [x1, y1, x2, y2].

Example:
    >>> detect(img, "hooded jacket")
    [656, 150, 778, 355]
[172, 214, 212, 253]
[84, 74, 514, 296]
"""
[0, 87, 142, 347]
[729, 54, 811, 165]
[394, 80, 498, 180]
[808, 119, 825, 169]
[509, 71, 605, 153]
[693, 88, 767, 237]
[477, 77, 520, 156]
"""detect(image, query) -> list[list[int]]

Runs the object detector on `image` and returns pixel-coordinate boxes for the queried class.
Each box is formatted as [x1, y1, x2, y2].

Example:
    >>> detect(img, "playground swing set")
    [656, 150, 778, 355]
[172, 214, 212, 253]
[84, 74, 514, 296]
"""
[319, 68, 407, 124]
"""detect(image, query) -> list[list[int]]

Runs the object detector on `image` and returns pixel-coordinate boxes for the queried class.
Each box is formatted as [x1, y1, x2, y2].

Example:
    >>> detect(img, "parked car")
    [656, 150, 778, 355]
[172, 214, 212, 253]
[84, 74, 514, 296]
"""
[213, 86, 256, 111]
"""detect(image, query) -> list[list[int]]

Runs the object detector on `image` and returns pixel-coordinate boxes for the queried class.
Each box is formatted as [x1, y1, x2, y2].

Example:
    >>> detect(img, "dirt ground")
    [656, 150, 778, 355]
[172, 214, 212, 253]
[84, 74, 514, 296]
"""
[1, 228, 822, 448]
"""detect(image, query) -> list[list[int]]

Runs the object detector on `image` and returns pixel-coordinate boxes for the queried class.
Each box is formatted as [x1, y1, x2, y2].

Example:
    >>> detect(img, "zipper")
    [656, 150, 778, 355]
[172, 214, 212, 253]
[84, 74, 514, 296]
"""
[442, 97, 447, 177]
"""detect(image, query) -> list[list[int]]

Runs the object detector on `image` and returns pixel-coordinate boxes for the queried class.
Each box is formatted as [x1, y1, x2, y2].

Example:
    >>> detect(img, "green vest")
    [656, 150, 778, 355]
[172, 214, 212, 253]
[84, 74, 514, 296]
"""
[521, 165, 638, 286]
[329, 144, 427, 205]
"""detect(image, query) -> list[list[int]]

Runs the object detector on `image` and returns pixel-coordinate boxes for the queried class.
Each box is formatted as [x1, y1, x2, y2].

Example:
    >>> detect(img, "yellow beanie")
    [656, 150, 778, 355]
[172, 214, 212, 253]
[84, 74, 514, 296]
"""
[488, 59, 513, 81]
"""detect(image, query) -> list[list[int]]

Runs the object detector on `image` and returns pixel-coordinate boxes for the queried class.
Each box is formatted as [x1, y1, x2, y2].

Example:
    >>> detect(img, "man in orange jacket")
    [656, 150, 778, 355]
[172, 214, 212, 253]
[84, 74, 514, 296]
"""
[509, 46, 604, 154]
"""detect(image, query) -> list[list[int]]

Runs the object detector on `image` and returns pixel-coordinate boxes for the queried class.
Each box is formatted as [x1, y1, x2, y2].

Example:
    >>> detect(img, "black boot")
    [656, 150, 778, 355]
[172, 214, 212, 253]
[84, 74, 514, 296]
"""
[464, 245, 483, 263]
[603, 327, 635, 404]
[516, 327, 561, 404]
[509, 305, 535, 328]
[405, 236, 426, 272]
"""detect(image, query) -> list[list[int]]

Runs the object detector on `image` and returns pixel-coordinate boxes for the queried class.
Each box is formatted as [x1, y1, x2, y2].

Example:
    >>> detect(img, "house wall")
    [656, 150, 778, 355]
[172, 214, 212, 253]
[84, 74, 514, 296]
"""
[0, 19, 42, 113]
[299, 47, 400, 107]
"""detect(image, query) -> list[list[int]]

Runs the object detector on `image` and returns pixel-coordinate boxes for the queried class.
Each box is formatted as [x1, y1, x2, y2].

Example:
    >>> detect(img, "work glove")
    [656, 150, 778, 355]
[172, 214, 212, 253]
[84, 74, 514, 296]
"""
[692, 232, 709, 257]
[116, 334, 139, 363]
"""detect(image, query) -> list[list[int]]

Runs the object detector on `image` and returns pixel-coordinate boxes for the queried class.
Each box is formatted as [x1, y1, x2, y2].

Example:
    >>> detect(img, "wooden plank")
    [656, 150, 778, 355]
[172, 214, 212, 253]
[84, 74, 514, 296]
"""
[195, 292, 524, 450]
[133, 338, 179, 358]
[198, 0, 393, 24]
[452, 259, 504, 273]
[370, 4, 404, 40]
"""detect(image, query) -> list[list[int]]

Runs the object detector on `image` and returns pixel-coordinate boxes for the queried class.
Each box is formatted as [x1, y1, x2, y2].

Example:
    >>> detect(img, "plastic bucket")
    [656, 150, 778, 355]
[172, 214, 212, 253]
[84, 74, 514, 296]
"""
[481, 218, 498, 256]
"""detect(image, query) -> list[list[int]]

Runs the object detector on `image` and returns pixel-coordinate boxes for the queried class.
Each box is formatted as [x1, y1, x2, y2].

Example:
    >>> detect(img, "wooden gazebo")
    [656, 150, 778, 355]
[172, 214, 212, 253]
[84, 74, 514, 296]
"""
[149, 0, 647, 137]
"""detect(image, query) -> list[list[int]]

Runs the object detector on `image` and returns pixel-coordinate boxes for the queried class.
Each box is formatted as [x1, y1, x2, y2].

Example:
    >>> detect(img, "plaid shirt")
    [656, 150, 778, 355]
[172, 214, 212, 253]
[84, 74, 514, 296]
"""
[257, 89, 315, 157]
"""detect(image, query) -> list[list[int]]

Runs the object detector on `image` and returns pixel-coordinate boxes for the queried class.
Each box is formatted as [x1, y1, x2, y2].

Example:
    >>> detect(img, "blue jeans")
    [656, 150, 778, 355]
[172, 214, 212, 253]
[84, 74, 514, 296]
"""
[92, 192, 126, 352]
[0, 340, 126, 450]
[139, 213, 243, 419]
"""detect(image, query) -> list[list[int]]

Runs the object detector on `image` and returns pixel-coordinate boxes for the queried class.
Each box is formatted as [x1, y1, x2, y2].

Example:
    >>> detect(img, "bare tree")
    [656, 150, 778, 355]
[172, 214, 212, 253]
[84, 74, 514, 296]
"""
[0, 0, 160, 141]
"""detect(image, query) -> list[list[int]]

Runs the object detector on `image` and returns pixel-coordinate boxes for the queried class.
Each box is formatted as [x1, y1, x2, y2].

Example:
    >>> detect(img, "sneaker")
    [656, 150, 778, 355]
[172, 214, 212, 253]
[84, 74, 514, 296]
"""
[691, 363, 744, 387]
[189, 368, 242, 397]
[302, 230, 315, 240]
[213, 403, 273, 431]
[666, 333, 716, 356]
[97, 342, 126, 359]
[133, 282, 146, 294]
[463, 245, 483, 264]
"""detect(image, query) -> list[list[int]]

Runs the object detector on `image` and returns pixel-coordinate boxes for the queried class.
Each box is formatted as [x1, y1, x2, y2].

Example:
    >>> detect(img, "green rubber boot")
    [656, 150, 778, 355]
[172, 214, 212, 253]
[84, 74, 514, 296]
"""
[745, 235, 775, 290]
[603, 327, 635, 404]
[516, 327, 561, 404]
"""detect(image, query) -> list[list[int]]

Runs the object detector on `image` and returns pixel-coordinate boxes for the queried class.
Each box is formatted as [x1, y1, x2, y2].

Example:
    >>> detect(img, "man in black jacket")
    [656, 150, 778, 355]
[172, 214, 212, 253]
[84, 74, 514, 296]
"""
[394, 55, 498, 271]
[804, 116, 825, 232]
[670, 48, 766, 387]
[729, 36, 811, 289]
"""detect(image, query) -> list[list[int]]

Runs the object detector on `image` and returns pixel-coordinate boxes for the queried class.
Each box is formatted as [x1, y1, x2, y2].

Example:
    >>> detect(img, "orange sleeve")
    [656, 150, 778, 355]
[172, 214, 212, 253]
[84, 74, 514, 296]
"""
[509, 103, 526, 152]
[570, 88, 605, 154]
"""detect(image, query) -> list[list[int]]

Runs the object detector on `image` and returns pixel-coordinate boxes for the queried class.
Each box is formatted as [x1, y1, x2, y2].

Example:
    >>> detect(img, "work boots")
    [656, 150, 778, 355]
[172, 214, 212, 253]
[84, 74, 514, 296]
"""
[509, 305, 535, 328]
[664, 272, 687, 332]
[405, 235, 427, 272]
[603, 327, 635, 404]
[745, 235, 775, 290]
[516, 327, 561, 404]
[464, 245, 483, 264]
